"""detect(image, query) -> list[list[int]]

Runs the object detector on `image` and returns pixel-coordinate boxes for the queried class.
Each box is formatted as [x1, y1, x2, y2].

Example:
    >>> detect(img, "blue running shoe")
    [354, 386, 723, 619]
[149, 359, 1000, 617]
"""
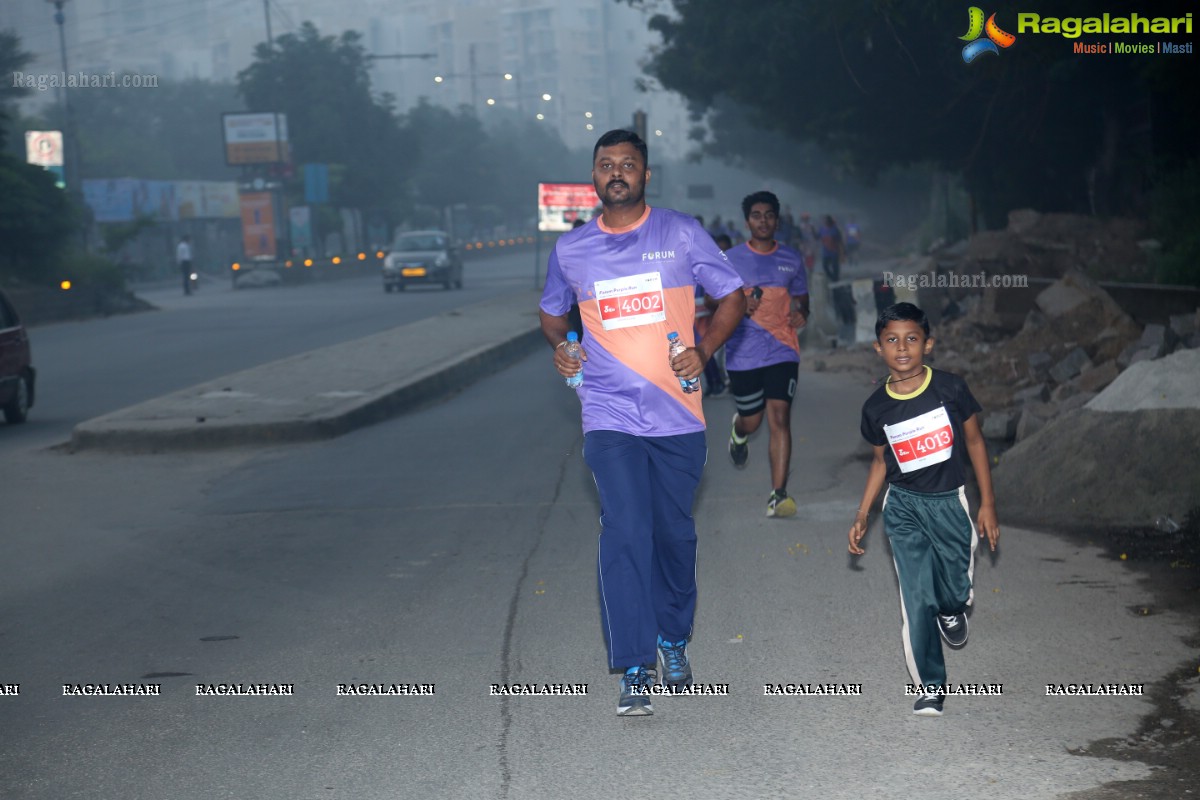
[617, 666, 656, 716]
[657, 635, 693, 691]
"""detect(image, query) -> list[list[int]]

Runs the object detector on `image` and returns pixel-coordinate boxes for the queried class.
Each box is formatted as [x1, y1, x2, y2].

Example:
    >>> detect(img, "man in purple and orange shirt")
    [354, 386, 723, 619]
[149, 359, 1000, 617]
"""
[539, 129, 745, 716]
[724, 191, 810, 518]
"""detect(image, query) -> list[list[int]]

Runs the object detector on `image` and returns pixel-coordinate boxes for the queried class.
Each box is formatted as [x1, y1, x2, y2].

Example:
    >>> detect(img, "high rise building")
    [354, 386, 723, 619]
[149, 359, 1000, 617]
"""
[4, 0, 688, 153]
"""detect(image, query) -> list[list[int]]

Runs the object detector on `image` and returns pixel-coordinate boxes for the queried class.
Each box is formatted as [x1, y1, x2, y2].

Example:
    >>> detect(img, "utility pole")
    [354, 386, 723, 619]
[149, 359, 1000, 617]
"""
[469, 44, 478, 110]
[263, 0, 273, 50]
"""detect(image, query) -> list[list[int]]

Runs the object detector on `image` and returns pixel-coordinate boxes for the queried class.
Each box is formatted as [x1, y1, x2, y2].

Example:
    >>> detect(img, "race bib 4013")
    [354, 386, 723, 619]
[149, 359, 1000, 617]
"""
[883, 405, 953, 473]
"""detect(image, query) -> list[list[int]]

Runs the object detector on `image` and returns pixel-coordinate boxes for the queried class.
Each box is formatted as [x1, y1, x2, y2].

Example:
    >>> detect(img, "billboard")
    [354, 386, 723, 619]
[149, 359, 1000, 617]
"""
[25, 130, 63, 167]
[537, 182, 599, 232]
[239, 192, 277, 259]
[176, 181, 240, 219]
[222, 112, 290, 165]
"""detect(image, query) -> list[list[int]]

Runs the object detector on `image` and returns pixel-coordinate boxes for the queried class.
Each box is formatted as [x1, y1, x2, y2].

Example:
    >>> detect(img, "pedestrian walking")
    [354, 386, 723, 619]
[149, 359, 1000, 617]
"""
[176, 235, 194, 296]
[723, 191, 809, 517]
[848, 302, 1000, 716]
[538, 129, 746, 716]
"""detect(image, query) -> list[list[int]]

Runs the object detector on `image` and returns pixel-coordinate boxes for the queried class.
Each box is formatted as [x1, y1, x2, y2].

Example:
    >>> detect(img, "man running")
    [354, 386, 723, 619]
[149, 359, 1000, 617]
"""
[724, 191, 810, 517]
[538, 129, 746, 716]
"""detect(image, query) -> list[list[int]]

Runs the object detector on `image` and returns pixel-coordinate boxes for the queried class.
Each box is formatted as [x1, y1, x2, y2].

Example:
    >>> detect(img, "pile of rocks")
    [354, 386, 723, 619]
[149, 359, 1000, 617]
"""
[939, 208, 1153, 283]
[948, 269, 1199, 444]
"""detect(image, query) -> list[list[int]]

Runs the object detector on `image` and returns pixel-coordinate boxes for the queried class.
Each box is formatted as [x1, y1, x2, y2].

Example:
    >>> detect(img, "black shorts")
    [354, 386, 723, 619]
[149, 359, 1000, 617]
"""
[728, 361, 798, 417]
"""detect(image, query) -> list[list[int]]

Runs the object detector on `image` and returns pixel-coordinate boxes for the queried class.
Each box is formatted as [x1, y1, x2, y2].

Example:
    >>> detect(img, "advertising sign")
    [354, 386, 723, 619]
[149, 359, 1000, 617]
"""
[222, 113, 290, 165]
[25, 130, 63, 167]
[537, 182, 598, 232]
[289, 205, 313, 249]
[239, 192, 277, 259]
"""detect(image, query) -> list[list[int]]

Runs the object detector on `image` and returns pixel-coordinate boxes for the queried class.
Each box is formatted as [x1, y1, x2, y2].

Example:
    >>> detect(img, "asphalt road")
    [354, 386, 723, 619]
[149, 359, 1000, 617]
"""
[4, 304, 1195, 796]
[1, 246, 543, 452]
[1, 279, 1195, 798]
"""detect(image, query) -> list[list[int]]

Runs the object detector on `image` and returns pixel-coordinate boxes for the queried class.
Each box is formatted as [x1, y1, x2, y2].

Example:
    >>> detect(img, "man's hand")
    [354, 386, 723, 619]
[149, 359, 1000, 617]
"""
[670, 344, 707, 382]
[745, 287, 762, 316]
[552, 340, 586, 379]
[789, 308, 808, 330]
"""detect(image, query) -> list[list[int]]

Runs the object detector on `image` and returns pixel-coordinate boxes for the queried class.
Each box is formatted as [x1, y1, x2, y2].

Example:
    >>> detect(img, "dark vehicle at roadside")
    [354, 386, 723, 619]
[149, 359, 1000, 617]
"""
[382, 230, 463, 292]
[0, 289, 35, 424]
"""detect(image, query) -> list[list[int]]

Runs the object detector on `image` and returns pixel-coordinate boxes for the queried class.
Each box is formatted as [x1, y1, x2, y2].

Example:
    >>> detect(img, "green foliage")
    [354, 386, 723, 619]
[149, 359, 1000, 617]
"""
[0, 29, 32, 152]
[0, 153, 80, 286]
[99, 216, 157, 255]
[237, 23, 415, 217]
[0, 30, 92, 287]
[56, 249, 126, 290]
[69, 79, 244, 181]
[1150, 159, 1200, 287]
[629, 0, 1197, 227]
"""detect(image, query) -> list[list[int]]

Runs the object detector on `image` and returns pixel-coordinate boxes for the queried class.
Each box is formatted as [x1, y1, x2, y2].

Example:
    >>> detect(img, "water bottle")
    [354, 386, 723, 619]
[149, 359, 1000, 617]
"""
[667, 332, 700, 393]
[564, 331, 583, 389]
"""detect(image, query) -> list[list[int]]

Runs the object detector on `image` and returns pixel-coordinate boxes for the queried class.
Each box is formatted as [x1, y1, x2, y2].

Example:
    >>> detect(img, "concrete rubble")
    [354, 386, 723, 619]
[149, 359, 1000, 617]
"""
[812, 209, 1199, 530]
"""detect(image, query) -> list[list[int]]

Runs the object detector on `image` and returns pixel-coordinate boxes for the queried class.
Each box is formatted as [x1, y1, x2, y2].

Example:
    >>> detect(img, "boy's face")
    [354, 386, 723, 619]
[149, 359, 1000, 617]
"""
[874, 320, 934, 377]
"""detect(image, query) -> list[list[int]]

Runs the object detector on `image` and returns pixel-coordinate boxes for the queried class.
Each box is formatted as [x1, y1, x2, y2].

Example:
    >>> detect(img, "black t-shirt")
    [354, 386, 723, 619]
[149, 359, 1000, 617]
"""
[860, 367, 982, 493]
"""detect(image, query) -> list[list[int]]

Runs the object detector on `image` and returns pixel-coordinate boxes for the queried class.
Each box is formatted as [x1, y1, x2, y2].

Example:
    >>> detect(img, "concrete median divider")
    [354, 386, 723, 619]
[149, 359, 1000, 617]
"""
[71, 289, 546, 453]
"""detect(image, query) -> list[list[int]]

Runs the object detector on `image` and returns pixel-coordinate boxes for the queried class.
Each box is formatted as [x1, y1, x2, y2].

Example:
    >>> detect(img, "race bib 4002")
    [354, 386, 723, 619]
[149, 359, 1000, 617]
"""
[594, 272, 666, 331]
[883, 405, 953, 473]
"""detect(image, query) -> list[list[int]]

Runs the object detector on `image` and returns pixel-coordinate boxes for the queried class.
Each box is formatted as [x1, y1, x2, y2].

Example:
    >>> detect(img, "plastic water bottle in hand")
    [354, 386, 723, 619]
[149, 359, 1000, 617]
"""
[667, 332, 700, 393]
[564, 331, 583, 389]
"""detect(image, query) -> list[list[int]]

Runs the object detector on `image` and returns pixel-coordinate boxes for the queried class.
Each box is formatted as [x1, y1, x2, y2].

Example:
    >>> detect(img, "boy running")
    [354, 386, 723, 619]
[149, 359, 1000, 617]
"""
[848, 302, 1000, 716]
[724, 191, 809, 517]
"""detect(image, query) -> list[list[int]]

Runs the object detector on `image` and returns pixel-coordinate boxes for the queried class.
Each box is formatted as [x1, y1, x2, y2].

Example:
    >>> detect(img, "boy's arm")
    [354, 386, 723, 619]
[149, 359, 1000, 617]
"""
[962, 414, 1000, 551]
[848, 445, 888, 555]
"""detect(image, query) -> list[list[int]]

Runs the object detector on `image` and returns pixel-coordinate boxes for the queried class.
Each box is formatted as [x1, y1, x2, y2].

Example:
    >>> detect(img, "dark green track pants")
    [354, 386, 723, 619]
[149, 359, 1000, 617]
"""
[883, 484, 978, 689]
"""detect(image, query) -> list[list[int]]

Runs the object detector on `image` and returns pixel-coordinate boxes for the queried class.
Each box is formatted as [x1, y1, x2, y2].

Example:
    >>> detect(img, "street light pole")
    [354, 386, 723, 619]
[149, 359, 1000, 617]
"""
[44, 0, 74, 190]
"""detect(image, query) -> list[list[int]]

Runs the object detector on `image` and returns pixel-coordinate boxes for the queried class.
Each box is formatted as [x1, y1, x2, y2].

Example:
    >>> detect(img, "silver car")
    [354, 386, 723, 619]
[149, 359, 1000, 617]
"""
[382, 230, 463, 292]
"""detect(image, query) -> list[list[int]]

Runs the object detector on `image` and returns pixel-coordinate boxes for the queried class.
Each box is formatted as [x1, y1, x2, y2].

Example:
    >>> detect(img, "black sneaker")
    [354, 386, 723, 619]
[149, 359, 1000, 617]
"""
[728, 413, 748, 468]
[913, 691, 945, 716]
[657, 635, 693, 691]
[617, 666, 656, 716]
[936, 612, 969, 648]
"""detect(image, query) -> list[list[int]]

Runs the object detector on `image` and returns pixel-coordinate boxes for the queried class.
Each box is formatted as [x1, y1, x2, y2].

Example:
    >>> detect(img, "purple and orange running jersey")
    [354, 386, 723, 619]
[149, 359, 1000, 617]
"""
[540, 206, 744, 436]
[723, 241, 808, 371]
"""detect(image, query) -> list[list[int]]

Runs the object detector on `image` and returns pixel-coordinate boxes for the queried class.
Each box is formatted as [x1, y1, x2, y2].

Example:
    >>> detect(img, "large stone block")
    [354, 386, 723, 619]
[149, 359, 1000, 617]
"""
[1035, 282, 1088, 318]
[1138, 323, 1178, 359]
[1028, 352, 1053, 382]
[1049, 346, 1091, 384]
[981, 411, 1017, 441]
[1013, 383, 1050, 404]
[1073, 360, 1120, 394]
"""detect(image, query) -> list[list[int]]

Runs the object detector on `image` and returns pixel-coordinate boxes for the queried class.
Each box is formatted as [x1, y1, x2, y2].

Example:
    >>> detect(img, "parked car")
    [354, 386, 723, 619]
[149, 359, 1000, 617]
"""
[382, 230, 463, 292]
[0, 288, 35, 424]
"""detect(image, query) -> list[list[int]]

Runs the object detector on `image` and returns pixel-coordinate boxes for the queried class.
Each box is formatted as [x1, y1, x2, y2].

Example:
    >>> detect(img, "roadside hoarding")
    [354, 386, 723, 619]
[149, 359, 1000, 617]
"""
[222, 112, 290, 165]
[537, 182, 598, 232]
[25, 130, 64, 188]
[239, 192, 277, 259]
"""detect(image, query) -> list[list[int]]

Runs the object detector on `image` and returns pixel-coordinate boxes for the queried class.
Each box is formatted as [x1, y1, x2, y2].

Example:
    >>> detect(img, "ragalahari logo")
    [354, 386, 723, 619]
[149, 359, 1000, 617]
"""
[960, 7, 1017, 62]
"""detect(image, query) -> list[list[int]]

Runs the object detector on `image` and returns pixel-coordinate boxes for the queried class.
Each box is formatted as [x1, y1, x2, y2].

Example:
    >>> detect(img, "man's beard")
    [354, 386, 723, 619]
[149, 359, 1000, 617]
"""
[595, 179, 643, 208]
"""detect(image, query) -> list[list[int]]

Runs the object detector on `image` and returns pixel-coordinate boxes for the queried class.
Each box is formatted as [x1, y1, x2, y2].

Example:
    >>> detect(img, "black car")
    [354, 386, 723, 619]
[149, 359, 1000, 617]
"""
[382, 230, 463, 292]
[0, 289, 35, 424]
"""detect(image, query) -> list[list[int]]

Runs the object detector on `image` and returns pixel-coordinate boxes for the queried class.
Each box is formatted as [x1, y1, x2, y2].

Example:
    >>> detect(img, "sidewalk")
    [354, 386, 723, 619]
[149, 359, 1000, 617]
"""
[70, 289, 545, 452]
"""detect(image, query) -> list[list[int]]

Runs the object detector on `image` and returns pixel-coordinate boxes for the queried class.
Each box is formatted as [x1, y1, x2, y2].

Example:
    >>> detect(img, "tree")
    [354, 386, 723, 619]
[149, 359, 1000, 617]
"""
[0, 29, 80, 285]
[629, 0, 1197, 227]
[65, 79, 245, 181]
[237, 22, 416, 218]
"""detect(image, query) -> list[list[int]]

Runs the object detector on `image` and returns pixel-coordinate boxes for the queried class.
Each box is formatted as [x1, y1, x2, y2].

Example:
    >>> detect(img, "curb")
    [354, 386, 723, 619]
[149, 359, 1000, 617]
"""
[70, 292, 545, 453]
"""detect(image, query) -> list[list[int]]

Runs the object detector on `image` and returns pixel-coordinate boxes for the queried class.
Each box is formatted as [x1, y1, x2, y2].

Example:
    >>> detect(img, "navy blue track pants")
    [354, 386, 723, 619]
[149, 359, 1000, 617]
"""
[583, 430, 707, 669]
